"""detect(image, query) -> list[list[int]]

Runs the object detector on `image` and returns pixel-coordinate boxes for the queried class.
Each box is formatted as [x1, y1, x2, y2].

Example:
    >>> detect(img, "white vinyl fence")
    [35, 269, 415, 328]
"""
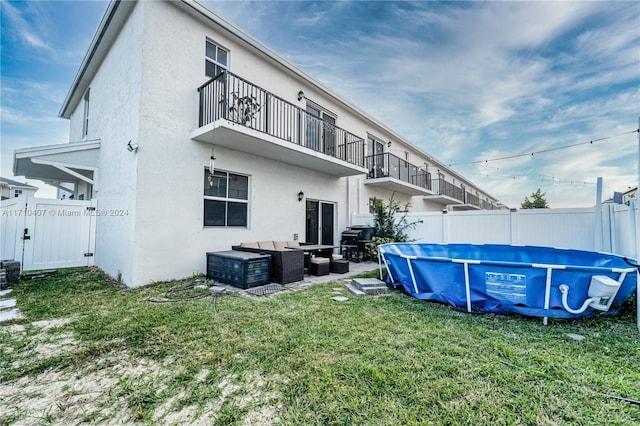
[1, 197, 97, 271]
[353, 202, 638, 259]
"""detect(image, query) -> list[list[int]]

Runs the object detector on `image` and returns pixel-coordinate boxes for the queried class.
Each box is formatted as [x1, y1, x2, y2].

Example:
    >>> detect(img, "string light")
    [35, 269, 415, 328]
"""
[474, 171, 595, 185]
[448, 128, 639, 167]
[468, 163, 596, 185]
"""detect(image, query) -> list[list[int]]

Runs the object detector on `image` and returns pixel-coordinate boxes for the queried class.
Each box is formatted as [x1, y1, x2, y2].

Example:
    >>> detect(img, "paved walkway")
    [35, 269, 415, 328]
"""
[209, 260, 381, 296]
[0, 288, 21, 323]
[285, 261, 380, 290]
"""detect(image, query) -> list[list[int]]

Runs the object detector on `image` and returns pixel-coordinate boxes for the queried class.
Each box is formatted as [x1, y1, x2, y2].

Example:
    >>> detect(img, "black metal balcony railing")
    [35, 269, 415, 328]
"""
[198, 71, 365, 168]
[365, 153, 431, 190]
[431, 179, 465, 202]
[480, 199, 496, 210]
[466, 192, 480, 208]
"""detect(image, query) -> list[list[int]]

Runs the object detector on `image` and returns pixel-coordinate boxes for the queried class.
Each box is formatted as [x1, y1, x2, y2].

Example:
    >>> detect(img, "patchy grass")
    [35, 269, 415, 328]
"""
[1, 267, 639, 425]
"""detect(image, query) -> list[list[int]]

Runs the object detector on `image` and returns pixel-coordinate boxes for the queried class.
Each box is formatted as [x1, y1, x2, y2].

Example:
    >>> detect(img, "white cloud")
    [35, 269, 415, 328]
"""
[1, 106, 61, 125]
[1, 0, 55, 53]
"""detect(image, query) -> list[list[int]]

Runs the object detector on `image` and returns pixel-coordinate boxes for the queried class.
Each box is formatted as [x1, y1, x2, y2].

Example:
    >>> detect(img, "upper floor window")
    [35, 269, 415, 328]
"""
[305, 103, 336, 154]
[368, 137, 384, 157]
[82, 89, 90, 138]
[204, 169, 249, 227]
[367, 136, 385, 178]
[205, 40, 228, 78]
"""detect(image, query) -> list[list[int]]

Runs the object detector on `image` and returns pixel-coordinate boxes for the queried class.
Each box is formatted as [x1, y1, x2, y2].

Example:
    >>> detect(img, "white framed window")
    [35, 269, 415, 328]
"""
[14, 190, 22, 198]
[305, 103, 336, 153]
[204, 169, 249, 227]
[368, 136, 385, 178]
[205, 40, 228, 78]
[368, 136, 384, 157]
[82, 89, 90, 138]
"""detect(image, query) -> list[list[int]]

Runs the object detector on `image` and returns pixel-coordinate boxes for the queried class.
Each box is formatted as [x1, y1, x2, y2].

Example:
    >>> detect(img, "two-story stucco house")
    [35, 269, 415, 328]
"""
[0, 177, 38, 201]
[13, 0, 500, 287]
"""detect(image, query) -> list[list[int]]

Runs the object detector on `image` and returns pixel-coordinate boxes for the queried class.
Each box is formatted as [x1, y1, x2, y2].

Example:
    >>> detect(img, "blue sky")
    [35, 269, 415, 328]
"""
[1, 0, 639, 208]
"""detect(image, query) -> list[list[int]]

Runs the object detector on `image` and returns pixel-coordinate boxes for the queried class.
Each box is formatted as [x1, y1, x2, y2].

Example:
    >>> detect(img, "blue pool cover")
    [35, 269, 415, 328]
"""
[379, 243, 637, 319]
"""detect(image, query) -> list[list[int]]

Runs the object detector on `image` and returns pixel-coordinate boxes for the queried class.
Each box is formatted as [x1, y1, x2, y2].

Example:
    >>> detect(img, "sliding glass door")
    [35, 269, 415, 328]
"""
[305, 200, 335, 245]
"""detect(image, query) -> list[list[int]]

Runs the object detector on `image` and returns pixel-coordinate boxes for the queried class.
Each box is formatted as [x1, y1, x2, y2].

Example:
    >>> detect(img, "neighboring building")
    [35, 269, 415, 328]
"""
[604, 187, 637, 205]
[12, 0, 501, 287]
[623, 187, 637, 205]
[0, 177, 38, 200]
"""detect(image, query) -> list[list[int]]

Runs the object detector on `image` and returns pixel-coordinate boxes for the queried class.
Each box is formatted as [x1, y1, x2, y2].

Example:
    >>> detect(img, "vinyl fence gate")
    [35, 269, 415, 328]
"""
[1, 197, 97, 271]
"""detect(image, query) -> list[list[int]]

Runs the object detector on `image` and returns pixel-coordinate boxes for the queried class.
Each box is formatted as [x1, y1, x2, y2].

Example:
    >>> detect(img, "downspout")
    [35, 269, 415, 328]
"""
[637, 116, 640, 331]
[595, 177, 603, 251]
[346, 177, 350, 227]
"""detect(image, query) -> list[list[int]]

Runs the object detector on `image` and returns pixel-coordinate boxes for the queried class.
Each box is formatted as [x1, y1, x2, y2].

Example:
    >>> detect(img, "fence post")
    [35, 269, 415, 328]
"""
[509, 208, 518, 245]
[595, 177, 604, 251]
[441, 210, 449, 243]
[608, 204, 616, 253]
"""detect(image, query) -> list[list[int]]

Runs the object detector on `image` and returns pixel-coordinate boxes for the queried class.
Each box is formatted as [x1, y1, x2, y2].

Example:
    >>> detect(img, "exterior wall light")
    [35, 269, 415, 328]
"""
[297, 90, 305, 101]
[126, 140, 139, 152]
[298, 191, 304, 202]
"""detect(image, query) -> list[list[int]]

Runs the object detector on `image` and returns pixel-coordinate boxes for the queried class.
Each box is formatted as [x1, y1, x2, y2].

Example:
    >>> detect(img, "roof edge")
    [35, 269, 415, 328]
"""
[59, 0, 134, 119]
[0, 177, 39, 190]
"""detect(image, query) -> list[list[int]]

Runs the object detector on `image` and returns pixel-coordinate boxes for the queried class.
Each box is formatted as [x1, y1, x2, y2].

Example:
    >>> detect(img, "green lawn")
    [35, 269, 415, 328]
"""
[1, 267, 638, 425]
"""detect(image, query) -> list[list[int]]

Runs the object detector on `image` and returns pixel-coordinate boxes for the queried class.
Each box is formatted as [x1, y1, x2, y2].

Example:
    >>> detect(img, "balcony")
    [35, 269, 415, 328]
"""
[191, 71, 367, 177]
[423, 179, 466, 205]
[363, 153, 432, 196]
[480, 199, 498, 210]
[450, 191, 481, 211]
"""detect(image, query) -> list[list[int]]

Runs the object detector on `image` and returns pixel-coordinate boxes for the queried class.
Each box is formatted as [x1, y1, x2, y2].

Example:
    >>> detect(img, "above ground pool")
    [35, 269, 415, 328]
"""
[378, 243, 637, 322]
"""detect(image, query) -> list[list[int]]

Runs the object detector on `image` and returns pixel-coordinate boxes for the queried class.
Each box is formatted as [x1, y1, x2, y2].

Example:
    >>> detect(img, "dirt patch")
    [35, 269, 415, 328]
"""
[1, 317, 78, 368]
[0, 318, 283, 425]
[0, 367, 124, 425]
[31, 317, 74, 331]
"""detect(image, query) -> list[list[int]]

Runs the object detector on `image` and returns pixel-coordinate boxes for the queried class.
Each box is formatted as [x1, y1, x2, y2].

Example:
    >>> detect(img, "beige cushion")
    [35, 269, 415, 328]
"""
[287, 240, 300, 247]
[258, 241, 275, 250]
[273, 241, 289, 251]
[240, 242, 259, 249]
[331, 254, 343, 260]
[310, 257, 330, 264]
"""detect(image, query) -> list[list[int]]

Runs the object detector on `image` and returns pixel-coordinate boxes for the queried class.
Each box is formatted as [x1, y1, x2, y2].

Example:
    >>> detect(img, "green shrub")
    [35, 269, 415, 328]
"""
[365, 236, 394, 260]
[366, 194, 422, 260]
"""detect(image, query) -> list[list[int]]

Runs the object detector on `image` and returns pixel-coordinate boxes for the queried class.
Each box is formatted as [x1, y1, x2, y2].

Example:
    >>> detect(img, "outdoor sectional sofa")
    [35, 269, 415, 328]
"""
[231, 241, 305, 284]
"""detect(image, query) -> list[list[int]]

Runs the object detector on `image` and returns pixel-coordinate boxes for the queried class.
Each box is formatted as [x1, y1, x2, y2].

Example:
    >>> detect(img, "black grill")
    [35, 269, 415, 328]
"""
[340, 226, 374, 261]
[350, 225, 374, 241]
[341, 231, 361, 246]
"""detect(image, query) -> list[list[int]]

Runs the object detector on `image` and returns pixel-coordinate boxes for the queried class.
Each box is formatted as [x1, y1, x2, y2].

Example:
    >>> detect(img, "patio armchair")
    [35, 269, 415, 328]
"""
[231, 240, 305, 284]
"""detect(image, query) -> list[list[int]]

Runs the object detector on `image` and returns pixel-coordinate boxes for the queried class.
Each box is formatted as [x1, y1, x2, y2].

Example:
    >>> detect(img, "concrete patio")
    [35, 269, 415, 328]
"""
[207, 260, 381, 297]
[284, 260, 380, 290]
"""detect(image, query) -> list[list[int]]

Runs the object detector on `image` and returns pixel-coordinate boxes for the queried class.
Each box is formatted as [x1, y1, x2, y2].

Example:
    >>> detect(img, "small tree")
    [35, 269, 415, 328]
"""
[521, 188, 549, 209]
[366, 194, 422, 259]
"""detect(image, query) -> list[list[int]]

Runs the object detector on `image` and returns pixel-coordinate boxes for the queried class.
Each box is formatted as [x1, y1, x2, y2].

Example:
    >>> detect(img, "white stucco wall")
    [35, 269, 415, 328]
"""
[126, 1, 479, 285]
[117, 1, 358, 285]
[67, 1, 145, 285]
